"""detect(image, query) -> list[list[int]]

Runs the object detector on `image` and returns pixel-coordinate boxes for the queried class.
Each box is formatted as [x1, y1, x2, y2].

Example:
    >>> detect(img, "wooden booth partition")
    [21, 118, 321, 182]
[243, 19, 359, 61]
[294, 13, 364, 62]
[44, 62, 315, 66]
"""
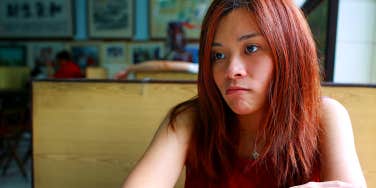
[322, 84, 376, 187]
[33, 81, 376, 188]
[32, 80, 196, 188]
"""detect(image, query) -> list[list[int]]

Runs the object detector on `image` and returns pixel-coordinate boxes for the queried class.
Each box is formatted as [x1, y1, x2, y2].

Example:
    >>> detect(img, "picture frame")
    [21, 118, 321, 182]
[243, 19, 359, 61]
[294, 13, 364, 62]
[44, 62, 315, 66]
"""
[149, 0, 212, 39]
[0, 45, 27, 67]
[100, 42, 128, 64]
[185, 43, 199, 64]
[88, 0, 134, 38]
[29, 42, 65, 67]
[128, 42, 165, 64]
[68, 42, 101, 72]
[27, 42, 66, 78]
[100, 42, 128, 78]
[0, 0, 74, 38]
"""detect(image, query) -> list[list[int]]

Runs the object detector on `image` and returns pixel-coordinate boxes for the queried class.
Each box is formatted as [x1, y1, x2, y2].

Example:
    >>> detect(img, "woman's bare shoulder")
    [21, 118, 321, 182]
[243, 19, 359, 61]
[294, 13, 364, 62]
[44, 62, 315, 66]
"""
[320, 97, 349, 122]
[122, 101, 197, 187]
[318, 97, 366, 187]
[319, 97, 352, 139]
[165, 102, 197, 141]
[319, 96, 352, 142]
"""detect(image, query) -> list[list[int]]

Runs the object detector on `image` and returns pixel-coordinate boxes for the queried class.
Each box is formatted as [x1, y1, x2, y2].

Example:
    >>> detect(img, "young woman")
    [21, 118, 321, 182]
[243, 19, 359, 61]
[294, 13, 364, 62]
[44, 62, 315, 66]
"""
[122, 0, 367, 187]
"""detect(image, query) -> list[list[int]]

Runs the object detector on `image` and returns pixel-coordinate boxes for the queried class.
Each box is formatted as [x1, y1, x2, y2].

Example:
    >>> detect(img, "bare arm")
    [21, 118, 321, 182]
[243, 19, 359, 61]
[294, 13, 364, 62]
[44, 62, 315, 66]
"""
[292, 97, 367, 187]
[319, 97, 367, 187]
[122, 108, 194, 188]
[115, 61, 197, 79]
[294, 98, 367, 188]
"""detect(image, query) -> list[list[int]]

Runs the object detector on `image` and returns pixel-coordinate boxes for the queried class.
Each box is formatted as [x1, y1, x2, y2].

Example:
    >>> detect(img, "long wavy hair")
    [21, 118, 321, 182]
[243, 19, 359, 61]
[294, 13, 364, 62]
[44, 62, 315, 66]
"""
[169, 0, 321, 187]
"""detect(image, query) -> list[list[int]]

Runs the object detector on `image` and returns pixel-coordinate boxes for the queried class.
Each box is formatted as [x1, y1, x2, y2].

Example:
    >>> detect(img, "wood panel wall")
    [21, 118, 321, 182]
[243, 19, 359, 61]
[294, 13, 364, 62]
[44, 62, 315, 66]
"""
[32, 81, 376, 188]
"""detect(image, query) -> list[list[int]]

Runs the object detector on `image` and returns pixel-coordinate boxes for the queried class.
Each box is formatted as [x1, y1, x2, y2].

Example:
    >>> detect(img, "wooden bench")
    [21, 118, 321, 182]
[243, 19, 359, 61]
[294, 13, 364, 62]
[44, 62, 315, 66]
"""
[32, 81, 376, 188]
[0, 67, 30, 90]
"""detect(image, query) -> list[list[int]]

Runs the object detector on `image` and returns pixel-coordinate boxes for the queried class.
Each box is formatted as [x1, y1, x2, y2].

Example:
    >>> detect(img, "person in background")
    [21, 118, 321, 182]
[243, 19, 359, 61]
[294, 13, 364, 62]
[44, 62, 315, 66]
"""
[165, 22, 193, 62]
[52, 50, 83, 79]
[115, 21, 197, 80]
[114, 60, 198, 79]
[122, 0, 366, 187]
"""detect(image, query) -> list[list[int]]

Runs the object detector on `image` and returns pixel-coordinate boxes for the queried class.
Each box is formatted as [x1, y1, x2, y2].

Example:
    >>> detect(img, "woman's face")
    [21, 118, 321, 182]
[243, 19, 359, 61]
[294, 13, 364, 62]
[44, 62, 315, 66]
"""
[212, 8, 274, 116]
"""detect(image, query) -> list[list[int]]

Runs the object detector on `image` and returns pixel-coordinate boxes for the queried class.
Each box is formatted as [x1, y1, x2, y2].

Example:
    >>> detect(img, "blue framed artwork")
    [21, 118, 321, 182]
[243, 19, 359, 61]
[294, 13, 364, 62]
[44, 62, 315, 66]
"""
[0, 45, 26, 66]
[128, 42, 164, 64]
[88, 0, 133, 38]
[0, 0, 73, 38]
[150, 0, 212, 39]
[70, 43, 100, 71]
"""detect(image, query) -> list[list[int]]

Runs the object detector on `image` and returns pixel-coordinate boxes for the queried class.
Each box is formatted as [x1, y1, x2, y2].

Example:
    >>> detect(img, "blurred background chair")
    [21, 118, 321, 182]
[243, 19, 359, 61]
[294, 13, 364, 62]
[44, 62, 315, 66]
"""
[0, 90, 31, 179]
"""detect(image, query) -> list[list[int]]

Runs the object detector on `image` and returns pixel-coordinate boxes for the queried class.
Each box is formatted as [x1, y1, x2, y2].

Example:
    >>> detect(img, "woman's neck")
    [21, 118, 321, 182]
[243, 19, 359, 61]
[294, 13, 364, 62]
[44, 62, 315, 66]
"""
[236, 109, 264, 134]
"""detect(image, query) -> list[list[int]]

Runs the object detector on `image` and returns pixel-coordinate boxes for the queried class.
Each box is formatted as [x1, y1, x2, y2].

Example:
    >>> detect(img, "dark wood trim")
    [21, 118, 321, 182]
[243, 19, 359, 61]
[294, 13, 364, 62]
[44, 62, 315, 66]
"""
[301, 0, 325, 15]
[324, 0, 339, 82]
[301, 0, 339, 82]
[32, 79, 197, 84]
[322, 82, 376, 88]
[31, 79, 376, 88]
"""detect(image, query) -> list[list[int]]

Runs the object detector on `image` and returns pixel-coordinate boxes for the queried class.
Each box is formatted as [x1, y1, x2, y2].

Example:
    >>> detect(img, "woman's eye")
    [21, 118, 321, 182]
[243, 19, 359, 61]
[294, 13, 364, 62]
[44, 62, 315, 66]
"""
[245, 45, 258, 54]
[212, 52, 225, 60]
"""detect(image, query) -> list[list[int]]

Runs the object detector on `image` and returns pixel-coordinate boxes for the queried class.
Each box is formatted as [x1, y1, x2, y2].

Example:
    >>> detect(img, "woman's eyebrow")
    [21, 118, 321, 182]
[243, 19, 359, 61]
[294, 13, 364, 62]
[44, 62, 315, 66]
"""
[237, 32, 261, 42]
[212, 32, 261, 47]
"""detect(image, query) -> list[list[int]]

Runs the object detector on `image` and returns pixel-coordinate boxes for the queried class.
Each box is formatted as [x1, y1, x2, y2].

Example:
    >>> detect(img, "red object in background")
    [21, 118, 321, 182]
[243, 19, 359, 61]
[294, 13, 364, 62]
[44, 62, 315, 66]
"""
[53, 61, 83, 78]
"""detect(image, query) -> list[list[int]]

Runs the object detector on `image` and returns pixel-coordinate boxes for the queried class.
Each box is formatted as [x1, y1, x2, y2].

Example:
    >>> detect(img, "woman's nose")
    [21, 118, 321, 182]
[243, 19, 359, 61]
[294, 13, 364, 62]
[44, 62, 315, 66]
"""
[226, 56, 247, 79]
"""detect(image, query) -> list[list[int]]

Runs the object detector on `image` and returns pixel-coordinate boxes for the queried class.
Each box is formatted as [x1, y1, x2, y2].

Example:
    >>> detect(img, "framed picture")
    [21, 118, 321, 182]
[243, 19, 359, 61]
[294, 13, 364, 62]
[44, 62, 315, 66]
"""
[149, 0, 212, 39]
[101, 42, 128, 64]
[128, 42, 164, 64]
[68, 42, 101, 72]
[185, 43, 199, 64]
[29, 42, 65, 66]
[88, 0, 133, 38]
[27, 42, 66, 78]
[0, 45, 26, 66]
[0, 0, 74, 38]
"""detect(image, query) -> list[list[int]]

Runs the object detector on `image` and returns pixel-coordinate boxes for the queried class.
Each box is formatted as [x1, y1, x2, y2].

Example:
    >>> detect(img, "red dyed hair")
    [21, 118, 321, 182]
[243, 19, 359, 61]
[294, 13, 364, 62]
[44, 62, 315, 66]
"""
[170, 0, 321, 187]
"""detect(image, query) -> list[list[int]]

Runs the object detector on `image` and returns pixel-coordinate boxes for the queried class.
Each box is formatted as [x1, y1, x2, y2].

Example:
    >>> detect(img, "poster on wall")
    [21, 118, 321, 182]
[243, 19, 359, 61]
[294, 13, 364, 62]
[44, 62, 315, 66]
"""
[128, 42, 164, 64]
[0, 0, 73, 38]
[185, 43, 199, 64]
[69, 43, 100, 72]
[150, 0, 212, 39]
[0, 45, 26, 66]
[28, 42, 65, 78]
[30, 43, 65, 66]
[88, 0, 133, 38]
[101, 42, 128, 64]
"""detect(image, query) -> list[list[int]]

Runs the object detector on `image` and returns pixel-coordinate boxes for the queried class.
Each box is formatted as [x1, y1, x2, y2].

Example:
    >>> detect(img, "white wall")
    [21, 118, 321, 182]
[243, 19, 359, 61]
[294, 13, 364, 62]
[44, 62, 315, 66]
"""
[373, 22, 376, 83]
[334, 0, 376, 83]
[371, 37, 376, 83]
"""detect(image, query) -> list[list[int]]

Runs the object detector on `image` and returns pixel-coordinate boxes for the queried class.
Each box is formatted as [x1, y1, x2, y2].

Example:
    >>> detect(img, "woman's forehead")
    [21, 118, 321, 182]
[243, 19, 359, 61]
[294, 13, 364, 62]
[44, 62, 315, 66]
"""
[214, 8, 261, 42]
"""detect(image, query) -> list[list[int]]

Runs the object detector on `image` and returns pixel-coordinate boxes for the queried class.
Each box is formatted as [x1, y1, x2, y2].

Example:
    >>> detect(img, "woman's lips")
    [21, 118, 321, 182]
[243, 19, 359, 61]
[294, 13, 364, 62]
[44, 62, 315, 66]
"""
[225, 87, 250, 95]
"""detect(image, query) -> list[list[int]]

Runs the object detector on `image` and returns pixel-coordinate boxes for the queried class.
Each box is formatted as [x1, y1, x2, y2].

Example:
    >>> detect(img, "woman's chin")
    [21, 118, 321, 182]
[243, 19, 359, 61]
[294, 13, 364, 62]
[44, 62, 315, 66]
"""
[228, 106, 256, 115]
